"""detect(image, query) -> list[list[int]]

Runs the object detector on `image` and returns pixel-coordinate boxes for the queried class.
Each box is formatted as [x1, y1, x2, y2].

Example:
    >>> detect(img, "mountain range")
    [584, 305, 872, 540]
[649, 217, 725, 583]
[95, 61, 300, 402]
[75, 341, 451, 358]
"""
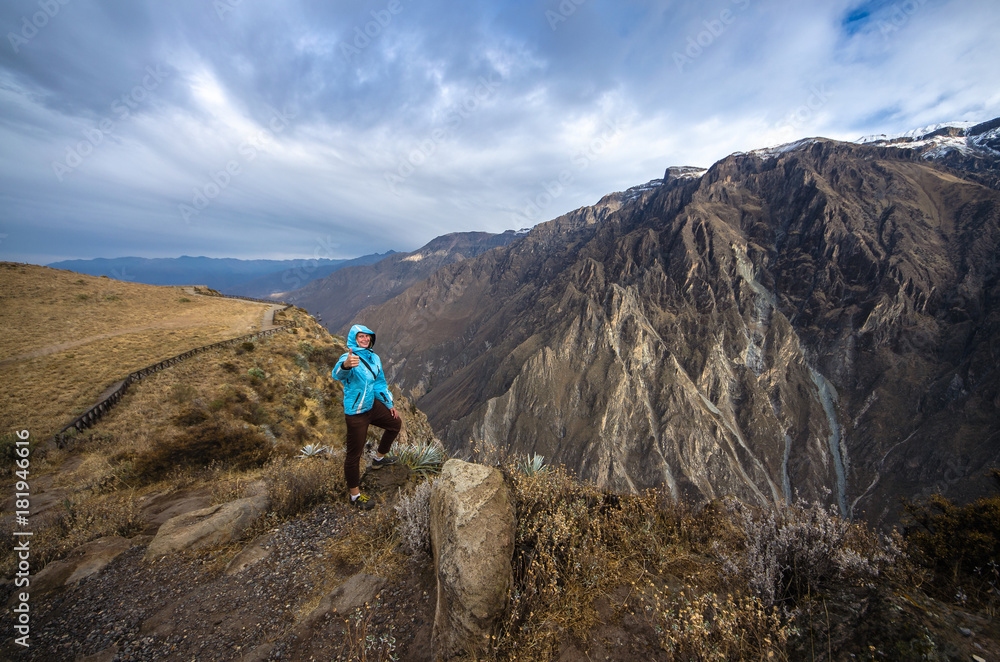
[316, 118, 1000, 526]
[285, 230, 528, 333]
[45, 253, 394, 297]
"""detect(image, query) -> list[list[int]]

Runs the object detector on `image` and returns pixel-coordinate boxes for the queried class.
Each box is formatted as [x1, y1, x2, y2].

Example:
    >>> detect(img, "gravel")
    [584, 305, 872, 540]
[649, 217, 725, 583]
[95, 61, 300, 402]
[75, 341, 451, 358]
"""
[1, 502, 436, 661]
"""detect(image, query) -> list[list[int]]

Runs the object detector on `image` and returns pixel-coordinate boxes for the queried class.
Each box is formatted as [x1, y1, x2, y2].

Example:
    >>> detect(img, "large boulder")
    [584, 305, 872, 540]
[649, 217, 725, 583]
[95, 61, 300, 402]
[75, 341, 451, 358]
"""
[430, 459, 515, 659]
[144, 494, 269, 561]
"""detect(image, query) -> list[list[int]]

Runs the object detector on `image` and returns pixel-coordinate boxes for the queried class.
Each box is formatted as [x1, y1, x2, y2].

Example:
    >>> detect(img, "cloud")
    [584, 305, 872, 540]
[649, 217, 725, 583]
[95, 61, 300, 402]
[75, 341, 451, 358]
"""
[1, 0, 998, 264]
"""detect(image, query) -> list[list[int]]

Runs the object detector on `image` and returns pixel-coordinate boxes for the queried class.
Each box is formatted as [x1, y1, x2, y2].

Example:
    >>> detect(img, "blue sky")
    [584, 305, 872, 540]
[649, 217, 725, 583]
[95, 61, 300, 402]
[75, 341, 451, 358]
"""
[1, 0, 998, 264]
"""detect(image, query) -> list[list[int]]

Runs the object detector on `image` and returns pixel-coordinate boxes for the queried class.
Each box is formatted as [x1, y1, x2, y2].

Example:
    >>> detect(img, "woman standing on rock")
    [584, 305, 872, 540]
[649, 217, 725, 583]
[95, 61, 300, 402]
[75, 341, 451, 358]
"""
[332, 324, 401, 510]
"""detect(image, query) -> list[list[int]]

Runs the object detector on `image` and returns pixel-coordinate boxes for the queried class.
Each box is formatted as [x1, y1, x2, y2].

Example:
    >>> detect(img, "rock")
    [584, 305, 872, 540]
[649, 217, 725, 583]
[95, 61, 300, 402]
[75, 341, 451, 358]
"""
[78, 644, 118, 662]
[138, 486, 213, 535]
[430, 459, 515, 659]
[29, 536, 134, 596]
[144, 494, 269, 560]
[224, 532, 275, 575]
[301, 573, 387, 628]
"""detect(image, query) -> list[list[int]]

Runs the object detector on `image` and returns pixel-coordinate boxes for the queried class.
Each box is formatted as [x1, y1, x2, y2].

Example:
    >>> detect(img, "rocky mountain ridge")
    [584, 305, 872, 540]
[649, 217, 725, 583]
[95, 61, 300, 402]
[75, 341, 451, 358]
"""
[360, 120, 1000, 525]
[286, 230, 525, 334]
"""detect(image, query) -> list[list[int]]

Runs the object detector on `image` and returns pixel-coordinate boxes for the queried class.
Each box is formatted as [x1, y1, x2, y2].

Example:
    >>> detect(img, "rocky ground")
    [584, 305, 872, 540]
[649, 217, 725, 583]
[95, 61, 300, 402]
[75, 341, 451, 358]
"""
[3, 459, 998, 661]
[1, 466, 437, 662]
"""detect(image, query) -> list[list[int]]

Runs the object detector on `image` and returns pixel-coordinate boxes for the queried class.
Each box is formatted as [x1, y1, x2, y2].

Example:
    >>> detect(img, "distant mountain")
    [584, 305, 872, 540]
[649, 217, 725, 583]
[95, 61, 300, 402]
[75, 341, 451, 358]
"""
[359, 117, 1000, 526]
[46, 253, 393, 295]
[285, 230, 526, 334]
[222, 252, 395, 298]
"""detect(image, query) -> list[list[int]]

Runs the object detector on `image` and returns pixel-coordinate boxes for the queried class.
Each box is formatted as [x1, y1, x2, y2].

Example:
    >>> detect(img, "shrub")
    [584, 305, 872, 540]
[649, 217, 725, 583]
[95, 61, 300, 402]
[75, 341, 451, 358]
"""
[130, 421, 272, 482]
[265, 457, 341, 519]
[902, 471, 1000, 608]
[310, 345, 343, 368]
[0, 432, 34, 476]
[395, 480, 434, 557]
[646, 591, 789, 661]
[168, 383, 197, 404]
[720, 497, 902, 606]
[14, 492, 145, 575]
[173, 407, 209, 427]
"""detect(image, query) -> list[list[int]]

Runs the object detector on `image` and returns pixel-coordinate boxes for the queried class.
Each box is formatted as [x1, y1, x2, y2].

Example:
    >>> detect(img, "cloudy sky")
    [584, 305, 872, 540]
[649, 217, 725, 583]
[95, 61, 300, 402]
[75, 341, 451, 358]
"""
[1, 0, 998, 264]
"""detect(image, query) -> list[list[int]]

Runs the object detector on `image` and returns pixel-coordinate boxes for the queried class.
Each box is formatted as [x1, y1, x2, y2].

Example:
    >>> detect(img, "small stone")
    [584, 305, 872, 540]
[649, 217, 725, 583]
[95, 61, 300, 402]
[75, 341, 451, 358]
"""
[959, 627, 973, 637]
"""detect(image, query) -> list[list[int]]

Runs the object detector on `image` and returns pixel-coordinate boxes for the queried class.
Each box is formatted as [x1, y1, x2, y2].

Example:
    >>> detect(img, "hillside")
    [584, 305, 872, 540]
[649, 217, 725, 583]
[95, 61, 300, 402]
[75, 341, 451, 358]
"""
[0, 264, 281, 441]
[361, 133, 1000, 528]
[0, 265, 997, 661]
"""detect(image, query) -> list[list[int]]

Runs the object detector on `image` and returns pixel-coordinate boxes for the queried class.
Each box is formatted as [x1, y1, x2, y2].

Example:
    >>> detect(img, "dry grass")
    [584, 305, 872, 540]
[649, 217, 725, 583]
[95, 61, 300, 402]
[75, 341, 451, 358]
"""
[0, 295, 436, 583]
[0, 262, 273, 439]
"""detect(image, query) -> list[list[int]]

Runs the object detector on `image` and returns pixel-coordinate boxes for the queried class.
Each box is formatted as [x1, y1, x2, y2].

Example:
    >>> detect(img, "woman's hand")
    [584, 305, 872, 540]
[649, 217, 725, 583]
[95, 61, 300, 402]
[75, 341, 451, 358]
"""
[390, 407, 399, 419]
[344, 348, 359, 369]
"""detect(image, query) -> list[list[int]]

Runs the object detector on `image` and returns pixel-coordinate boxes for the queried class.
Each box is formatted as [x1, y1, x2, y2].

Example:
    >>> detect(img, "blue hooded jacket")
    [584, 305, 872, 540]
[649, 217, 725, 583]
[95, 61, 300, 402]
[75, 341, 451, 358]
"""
[333, 324, 394, 415]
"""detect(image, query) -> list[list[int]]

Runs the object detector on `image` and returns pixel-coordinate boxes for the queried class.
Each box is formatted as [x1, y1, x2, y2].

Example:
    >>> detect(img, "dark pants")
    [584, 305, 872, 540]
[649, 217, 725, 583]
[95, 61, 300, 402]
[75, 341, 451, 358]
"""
[344, 399, 401, 489]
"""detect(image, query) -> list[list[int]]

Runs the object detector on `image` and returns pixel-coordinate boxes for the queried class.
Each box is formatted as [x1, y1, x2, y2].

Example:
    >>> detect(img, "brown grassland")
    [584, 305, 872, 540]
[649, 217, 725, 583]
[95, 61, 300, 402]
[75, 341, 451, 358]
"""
[0, 262, 273, 440]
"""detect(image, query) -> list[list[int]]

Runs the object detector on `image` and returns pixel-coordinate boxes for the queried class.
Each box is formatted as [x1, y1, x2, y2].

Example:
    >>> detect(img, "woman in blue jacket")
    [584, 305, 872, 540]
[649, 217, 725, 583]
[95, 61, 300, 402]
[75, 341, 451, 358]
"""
[333, 324, 401, 509]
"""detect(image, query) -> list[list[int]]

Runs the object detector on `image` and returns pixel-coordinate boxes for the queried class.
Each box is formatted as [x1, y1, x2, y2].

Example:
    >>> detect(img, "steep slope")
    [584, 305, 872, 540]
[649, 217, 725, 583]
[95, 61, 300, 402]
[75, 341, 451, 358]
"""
[286, 230, 524, 334]
[364, 138, 1000, 525]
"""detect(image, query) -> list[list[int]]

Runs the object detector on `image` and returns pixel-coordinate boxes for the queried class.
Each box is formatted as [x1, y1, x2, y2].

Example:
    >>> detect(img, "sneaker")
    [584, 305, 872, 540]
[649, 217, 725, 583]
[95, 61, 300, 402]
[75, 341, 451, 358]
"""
[370, 455, 397, 470]
[349, 493, 375, 510]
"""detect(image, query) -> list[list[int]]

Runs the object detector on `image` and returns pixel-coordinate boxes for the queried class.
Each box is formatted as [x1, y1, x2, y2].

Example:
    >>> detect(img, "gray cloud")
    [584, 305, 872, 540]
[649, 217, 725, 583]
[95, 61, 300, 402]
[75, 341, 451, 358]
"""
[1, 0, 998, 264]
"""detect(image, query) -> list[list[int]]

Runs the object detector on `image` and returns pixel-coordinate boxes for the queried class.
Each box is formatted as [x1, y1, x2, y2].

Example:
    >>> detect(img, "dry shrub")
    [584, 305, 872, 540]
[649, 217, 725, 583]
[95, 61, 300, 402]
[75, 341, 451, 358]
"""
[310, 345, 345, 368]
[646, 589, 789, 661]
[326, 505, 403, 577]
[394, 479, 434, 557]
[16, 491, 144, 574]
[902, 470, 1000, 610]
[720, 497, 902, 607]
[335, 597, 399, 662]
[130, 420, 272, 483]
[264, 456, 344, 519]
[497, 468, 695, 658]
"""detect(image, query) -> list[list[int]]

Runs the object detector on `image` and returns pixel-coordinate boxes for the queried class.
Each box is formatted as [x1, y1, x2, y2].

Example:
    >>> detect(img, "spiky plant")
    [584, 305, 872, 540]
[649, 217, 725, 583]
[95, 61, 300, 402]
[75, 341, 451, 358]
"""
[393, 442, 445, 476]
[298, 443, 329, 458]
[518, 453, 549, 476]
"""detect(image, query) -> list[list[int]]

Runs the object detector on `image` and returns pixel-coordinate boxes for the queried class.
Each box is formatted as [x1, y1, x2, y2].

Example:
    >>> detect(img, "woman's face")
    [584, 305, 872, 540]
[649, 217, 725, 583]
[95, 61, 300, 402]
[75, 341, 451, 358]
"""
[356, 332, 371, 348]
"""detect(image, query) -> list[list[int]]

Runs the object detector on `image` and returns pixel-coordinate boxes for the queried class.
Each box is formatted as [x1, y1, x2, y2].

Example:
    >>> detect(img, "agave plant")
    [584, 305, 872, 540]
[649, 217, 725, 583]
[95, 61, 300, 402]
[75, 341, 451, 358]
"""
[518, 453, 550, 476]
[298, 443, 329, 458]
[394, 442, 446, 476]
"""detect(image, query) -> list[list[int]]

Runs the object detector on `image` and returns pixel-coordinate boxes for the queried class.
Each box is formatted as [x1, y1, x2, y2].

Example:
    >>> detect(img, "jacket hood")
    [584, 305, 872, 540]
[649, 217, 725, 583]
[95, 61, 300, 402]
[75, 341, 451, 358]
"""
[346, 324, 376, 351]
